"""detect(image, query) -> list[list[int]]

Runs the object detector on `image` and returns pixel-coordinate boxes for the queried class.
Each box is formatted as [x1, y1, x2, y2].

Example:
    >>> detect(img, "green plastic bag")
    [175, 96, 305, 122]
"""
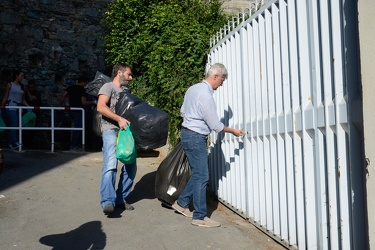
[116, 124, 137, 164]
[22, 109, 36, 127]
[0, 114, 5, 133]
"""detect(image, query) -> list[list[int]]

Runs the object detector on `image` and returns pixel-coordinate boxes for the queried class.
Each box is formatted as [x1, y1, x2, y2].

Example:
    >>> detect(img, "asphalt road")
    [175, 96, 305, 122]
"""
[0, 147, 285, 250]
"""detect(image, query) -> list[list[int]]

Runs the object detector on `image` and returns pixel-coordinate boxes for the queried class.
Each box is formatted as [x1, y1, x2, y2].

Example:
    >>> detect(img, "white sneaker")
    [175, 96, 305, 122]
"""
[9, 143, 21, 150]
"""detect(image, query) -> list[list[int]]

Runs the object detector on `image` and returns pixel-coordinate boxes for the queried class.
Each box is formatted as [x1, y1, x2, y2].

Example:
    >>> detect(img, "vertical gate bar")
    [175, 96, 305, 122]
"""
[296, 0, 319, 248]
[233, 29, 240, 210]
[265, 8, 279, 235]
[208, 49, 215, 196]
[221, 43, 230, 203]
[242, 23, 253, 218]
[206, 48, 219, 195]
[287, 0, 306, 248]
[248, 22, 258, 221]
[259, 14, 271, 229]
[279, 0, 298, 245]
[215, 48, 223, 197]
[227, 36, 235, 207]
[209, 49, 219, 196]
[252, 18, 262, 223]
[308, 0, 329, 249]
[208, 51, 213, 194]
[224, 39, 232, 205]
[226, 38, 234, 205]
[235, 28, 247, 214]
[218, 46, 225, 201]
[215, 45, 225, 201]
[331, 0, 352, 247]
[220, 40, 229, 204]
[272, 3, 289, 241]
[232, 31, 240, 209]
[262, 42, 273, 230]
[319, 0, 340, 248]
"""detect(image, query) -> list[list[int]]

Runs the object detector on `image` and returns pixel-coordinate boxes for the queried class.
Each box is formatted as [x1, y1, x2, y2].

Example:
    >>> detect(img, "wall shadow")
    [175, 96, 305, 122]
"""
[0, 150, 91, 191]
[0, 147, 161, 192]
[39, 221, 105, 249]
[208, 106, 245, 214]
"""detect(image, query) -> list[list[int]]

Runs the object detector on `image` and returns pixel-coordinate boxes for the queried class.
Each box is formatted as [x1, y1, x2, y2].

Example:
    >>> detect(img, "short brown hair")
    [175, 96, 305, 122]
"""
[112, 63, 132, 78]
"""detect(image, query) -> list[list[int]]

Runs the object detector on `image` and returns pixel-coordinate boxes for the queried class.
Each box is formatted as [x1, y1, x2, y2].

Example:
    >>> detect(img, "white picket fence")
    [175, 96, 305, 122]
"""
[207, 0, 366, 249]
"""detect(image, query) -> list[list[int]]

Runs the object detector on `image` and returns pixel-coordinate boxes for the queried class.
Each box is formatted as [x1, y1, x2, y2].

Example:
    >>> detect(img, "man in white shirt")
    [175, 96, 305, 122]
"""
[172, 63, 244, 227]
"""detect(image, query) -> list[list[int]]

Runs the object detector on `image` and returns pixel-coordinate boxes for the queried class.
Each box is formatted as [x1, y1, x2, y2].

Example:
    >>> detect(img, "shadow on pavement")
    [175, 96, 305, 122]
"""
[39, 221, 106, 249]
[0, 149, 87, 191]
[127, 171, 157, 204]
[0, 148, 162, 192]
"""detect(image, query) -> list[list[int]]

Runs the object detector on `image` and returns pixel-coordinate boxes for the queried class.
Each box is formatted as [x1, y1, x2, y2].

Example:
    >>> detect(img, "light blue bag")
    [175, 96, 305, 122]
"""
[116, 124, 137, 164]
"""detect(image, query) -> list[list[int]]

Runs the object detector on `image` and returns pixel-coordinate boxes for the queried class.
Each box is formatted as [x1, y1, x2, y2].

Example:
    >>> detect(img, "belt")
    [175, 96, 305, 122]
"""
[7, 99, 21, 106]
[182, 126, 192, 131]
[182, 127, 208, 138]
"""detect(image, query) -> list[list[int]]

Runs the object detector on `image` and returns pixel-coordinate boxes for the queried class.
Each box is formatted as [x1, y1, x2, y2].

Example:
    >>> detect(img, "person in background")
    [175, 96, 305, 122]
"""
[25, 79, 42, 107]
[59, 75, 96, 151]
[172, 63, 244, 228]
[96, 62, 136, 215]
[23, 79, 43, 148]
[1, 70, 29, 149]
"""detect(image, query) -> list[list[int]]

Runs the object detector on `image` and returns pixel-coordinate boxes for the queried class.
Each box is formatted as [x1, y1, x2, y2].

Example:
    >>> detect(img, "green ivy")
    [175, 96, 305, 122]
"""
[102, 0, 229, 147]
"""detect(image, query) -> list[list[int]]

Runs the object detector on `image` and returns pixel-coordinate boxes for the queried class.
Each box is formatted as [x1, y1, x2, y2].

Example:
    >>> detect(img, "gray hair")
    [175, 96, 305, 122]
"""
[206, 63, 228, 79]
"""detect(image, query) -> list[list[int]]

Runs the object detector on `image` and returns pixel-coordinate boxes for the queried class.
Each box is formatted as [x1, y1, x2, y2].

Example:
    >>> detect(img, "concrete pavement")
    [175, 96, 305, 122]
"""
[0, 147, 285, 250]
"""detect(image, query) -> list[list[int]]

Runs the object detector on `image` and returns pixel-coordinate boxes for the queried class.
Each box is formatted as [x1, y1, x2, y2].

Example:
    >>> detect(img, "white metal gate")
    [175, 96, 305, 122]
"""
[207, 0, 366, 249]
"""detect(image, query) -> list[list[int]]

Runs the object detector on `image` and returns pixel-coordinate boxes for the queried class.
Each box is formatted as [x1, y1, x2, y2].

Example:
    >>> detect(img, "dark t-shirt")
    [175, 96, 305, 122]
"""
[25, 89, 42, 106]
[66, 84, 86, 107]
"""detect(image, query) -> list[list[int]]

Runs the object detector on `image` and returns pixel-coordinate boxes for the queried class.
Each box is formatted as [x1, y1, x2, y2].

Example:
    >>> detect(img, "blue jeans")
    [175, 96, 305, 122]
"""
[177, 128, 209, 220]
[5, 108, 19, 145]
[100, 129, 137, 208]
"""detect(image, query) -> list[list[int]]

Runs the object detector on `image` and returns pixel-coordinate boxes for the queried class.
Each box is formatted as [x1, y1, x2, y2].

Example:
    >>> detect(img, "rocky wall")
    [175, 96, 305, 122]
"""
[0, 0, 111, 106]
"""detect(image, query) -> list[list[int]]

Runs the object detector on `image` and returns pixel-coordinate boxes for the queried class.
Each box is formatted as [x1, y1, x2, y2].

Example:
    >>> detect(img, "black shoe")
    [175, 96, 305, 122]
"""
[115, 202, 134, 210]
[103, 204, 114, 215]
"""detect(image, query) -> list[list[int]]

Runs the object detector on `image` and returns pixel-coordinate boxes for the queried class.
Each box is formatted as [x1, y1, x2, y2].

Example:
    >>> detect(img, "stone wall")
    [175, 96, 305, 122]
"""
[0, 0, 111, 106]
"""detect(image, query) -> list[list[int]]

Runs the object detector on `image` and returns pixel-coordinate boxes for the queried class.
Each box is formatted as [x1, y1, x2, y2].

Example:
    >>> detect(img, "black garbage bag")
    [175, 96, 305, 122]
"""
[92, 107, 102, 138]
[85, 71, 111, 96]
[155, 142, 192, 205]
[129, 103, 169, 150]
[115, 91, 169, 150]
[115, 90, 143, 118]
